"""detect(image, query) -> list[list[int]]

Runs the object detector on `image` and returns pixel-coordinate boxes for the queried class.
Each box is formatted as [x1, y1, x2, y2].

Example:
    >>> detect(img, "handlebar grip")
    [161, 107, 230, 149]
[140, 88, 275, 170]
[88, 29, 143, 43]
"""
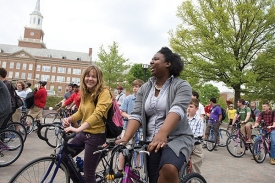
[37, 124, 55, 142]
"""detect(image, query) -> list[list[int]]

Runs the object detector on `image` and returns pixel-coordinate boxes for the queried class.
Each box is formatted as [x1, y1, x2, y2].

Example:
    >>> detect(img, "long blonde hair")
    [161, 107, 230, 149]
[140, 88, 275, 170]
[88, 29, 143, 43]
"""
[80, 65, 108, 102]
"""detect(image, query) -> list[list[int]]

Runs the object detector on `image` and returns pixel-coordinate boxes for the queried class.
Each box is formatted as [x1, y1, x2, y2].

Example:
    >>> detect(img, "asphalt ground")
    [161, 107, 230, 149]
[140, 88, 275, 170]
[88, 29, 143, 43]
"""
[1, 120, 274, 183]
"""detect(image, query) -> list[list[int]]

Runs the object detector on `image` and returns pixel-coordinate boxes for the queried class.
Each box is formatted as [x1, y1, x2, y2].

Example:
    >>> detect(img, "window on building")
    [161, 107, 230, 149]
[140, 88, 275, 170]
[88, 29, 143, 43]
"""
[15, 72, 19, 78]
[27, 73, 32, 79]
[41, 75, 50, 81]
[21, 72, 26, 79]
[58, 86, 62, 92]
[67, 68, 71, 74]
[10, 62, 14, 69]
[16, 63, 20, 69]
[2, 61, 6, 68]
[50, 85, 55, 91]
[29, 64, 33, 70]
[8, 72, 13, 78]
[72, 77, 80, 84]
[36, 65, 41, 71]
[35, 74, 40, 80]
[66, 77, 71, 82]
[22, 63, 27, 70]
[33, 17, 36, 24]
[38, 18, 40, 25]
[51, 75, 55, 81]
[52, 66, 56, 73]
[57, 67, 66, 73]
[56, 76, 65, 82]
[73, 69, 81, 75]
[42, 66, 51, 72]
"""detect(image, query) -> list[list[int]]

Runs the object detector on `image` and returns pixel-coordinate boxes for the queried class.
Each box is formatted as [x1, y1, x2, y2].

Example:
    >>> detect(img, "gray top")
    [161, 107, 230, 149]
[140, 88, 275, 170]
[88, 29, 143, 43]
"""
[129, 76, 194, 160]
[0, 80, 12, 120]
[64, 91, 73, 100]
[252, 108, 261, 118]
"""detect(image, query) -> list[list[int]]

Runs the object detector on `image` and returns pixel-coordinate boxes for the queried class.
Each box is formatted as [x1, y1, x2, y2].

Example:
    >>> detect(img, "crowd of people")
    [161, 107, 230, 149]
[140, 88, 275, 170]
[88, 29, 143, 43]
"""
[1, 46, 275, 183]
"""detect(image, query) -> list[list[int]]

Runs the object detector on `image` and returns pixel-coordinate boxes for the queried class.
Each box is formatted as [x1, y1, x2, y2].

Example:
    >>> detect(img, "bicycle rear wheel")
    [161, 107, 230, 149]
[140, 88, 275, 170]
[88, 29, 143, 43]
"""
[44, 122, 62, 148]
[20, 114, 35, 134]
[252, 139, 267, 163]
[44, 112, 61, 124]
[219, 129, 229, 147]
[0, 129, 24, 167]
[10, 156, 70, 183]
[7, 122, 27, 142]
[226, 135, 245, 158]
[180, 172, 207, 183]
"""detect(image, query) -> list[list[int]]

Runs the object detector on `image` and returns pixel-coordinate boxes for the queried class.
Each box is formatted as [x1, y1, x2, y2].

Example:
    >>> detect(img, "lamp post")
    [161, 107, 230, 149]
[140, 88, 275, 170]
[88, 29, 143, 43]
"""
[142, 64, 149, 82]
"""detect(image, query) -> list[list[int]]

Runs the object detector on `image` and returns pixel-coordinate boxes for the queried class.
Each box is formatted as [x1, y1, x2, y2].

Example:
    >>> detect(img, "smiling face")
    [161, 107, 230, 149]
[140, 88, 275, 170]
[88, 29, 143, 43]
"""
[84, 69, 98, 91]
[16, 83, 23, 91]
[150, 52, 170, 77]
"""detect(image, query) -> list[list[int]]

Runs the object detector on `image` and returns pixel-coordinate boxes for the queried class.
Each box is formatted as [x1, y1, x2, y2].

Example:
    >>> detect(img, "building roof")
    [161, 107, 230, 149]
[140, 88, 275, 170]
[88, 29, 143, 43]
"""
[0, 44, 92, 62]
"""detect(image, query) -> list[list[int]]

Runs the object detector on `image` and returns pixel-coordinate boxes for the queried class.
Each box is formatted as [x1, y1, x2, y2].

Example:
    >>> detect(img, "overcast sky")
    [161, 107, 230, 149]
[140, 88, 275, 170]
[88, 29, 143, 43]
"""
[0, 0, 232, 92]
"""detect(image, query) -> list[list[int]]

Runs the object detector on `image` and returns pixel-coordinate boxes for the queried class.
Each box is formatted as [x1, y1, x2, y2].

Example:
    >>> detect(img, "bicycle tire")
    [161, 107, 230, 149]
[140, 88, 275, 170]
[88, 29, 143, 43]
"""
[206, 129, 216, 151]
[180, 172, 207, 183]
[44, 122, 62, 148]
[179, 162, 192, 181]
[10, 156, 70, 183]
[252, 139, 267, 163]
[20, 114, 35, 134]
[226, 135, 245, 158]
[44, 112, 61, 124]
[6, 122, 27, 142]
[219, 129, 229, 147]
[0, 129, 24, 167]
[131, 150, 148, 183]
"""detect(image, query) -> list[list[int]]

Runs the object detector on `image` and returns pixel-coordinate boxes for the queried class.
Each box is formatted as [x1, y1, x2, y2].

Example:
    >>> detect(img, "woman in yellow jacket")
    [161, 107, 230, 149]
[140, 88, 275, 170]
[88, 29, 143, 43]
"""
[63, 65, 112, 183]
[227, 104, 236, 132]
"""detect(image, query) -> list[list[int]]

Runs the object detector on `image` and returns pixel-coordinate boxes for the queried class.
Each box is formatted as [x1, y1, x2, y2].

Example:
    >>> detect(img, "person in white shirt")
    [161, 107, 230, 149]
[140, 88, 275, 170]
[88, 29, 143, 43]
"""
[25, 82, 32, 94]
[192, 91, 205, 120]
[187, 98, 204, 174]
[115, 85, 126, 106]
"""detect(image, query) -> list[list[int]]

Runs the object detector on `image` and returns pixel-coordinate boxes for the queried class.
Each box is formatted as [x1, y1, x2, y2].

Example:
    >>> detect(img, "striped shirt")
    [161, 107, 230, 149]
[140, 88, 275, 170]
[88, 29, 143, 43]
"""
[188, 114, 204, 139]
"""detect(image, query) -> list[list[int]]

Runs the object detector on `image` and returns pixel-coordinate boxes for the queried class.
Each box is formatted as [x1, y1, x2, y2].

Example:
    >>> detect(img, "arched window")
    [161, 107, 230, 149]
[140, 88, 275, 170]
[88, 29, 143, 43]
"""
[38, 18, 40, 25]
[33, 17, 36, 24]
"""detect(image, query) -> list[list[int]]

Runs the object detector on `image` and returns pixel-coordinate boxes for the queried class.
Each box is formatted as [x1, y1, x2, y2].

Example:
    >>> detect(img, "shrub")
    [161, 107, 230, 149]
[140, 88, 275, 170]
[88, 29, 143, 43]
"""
[45, 96, 63, 110]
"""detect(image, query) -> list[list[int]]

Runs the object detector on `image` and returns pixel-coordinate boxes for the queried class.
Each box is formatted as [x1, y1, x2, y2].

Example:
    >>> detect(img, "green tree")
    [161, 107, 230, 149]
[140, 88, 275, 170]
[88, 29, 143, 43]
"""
[96, 41, 130, 89]
[127, 64, 151, 84]
[170, 0, 275, 105]
[197, 84, 220, 106]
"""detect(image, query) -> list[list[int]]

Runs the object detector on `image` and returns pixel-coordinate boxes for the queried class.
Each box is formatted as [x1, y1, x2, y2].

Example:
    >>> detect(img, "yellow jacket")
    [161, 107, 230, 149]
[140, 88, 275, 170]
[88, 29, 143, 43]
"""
[72, 88, 112, 134]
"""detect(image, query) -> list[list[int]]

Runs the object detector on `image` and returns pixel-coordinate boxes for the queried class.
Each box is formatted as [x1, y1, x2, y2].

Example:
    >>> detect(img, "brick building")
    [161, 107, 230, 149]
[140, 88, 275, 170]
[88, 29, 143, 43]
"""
[0, 0, 92, 96]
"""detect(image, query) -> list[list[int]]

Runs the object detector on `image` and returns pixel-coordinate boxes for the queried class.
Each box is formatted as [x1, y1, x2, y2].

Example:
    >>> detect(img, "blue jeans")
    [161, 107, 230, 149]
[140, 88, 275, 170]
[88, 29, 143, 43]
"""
[133, 128, 144, 167]
[254, 130, 275, 158]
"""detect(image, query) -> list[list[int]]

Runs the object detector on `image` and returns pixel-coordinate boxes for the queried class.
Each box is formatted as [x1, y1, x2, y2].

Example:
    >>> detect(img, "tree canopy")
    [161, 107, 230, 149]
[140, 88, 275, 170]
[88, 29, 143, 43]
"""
[170, 0, 275, 105]
[96, 41, 130, 90]
[127, 64, 151, 85]
[194, 84, 220, 106]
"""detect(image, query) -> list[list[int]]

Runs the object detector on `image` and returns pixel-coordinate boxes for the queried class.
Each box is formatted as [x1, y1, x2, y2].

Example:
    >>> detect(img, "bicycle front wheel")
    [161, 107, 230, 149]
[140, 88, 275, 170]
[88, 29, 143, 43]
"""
[180, 172, 207, 183]
[6, 122, 27, 142]
[10, 156, 70, 183]
[219, 129, 229, 147]
[252, 139, 267, 163]
[206, 130, 216, 151]
[0, 129, 24, 167]
[44, 122, 62, 148]
[20, 114, 35, 134]
[226, 135, 245, 158]
[44, 112, 61, 124]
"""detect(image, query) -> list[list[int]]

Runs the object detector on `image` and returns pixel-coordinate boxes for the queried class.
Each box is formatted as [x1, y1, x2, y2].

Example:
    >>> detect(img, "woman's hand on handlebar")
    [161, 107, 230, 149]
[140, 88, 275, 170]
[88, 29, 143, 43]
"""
[62, 118, 71, 128]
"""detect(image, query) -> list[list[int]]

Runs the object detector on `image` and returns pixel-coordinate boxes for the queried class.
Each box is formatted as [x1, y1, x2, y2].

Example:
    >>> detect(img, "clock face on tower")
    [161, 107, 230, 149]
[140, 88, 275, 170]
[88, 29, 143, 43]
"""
[30, 32, 34, 36]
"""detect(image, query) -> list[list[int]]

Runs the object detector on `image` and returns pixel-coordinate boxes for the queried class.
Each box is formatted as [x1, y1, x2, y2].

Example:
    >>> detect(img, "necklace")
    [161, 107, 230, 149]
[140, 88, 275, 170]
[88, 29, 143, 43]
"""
[154, 85, 162, 91]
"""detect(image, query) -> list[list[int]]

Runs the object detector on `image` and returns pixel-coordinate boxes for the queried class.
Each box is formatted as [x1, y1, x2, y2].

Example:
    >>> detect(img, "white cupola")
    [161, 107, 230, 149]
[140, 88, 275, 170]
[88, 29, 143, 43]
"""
[28, 0, 43, 29]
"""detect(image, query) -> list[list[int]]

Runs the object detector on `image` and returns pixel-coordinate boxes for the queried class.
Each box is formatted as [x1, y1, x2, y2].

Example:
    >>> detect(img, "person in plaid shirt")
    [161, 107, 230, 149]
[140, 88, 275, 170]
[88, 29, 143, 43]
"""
[252, 102, 275, 165]
[187, 98, 204, 174]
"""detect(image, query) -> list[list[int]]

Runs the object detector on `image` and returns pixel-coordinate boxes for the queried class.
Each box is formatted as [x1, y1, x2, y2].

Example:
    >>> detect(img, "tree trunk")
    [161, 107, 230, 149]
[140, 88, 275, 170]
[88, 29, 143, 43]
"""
[233, 84, 241, 107]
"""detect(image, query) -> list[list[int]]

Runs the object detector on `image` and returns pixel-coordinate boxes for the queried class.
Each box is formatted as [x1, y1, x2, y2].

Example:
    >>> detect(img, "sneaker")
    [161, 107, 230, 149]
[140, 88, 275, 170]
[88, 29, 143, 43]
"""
[270, 158, 275, 165]
[202, 144, 207, 148]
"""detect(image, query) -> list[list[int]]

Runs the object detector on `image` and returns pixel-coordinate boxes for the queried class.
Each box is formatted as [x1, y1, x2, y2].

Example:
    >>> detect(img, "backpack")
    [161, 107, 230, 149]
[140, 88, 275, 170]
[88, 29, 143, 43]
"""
[25, 92, 35, 109]
[221, 108, 227, 121]
[94, 93, 123, 138]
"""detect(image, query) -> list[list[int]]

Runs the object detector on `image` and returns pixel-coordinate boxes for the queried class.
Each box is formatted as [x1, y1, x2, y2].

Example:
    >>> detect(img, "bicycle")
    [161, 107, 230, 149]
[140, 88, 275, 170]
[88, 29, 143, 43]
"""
[43, 105, 73, 124]
[9, 123, 118, 183]
[5, 120, 27, 142]
[0, 128, 24, 167]
[226, 121, 255, 158]
[252, 121, 271, 163]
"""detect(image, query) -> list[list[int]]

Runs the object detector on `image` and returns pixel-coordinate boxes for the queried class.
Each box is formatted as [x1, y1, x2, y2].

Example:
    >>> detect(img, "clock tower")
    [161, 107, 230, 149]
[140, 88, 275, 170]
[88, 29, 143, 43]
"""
[18, 0, 46, 49]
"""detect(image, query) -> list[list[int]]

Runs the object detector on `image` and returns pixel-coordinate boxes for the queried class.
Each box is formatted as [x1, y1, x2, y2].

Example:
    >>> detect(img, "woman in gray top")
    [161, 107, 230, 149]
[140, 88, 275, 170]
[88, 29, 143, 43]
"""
[117, 47, 194, 183]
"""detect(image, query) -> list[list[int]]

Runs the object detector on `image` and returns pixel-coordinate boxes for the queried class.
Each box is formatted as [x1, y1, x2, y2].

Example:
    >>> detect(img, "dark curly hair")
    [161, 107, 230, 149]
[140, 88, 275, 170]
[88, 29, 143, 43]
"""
[157, 47, 184, 77]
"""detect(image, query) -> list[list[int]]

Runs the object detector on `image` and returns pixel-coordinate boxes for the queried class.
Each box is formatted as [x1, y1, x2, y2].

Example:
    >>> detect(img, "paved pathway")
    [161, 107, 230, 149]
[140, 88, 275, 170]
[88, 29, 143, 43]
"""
[1, 122, 274, 183]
